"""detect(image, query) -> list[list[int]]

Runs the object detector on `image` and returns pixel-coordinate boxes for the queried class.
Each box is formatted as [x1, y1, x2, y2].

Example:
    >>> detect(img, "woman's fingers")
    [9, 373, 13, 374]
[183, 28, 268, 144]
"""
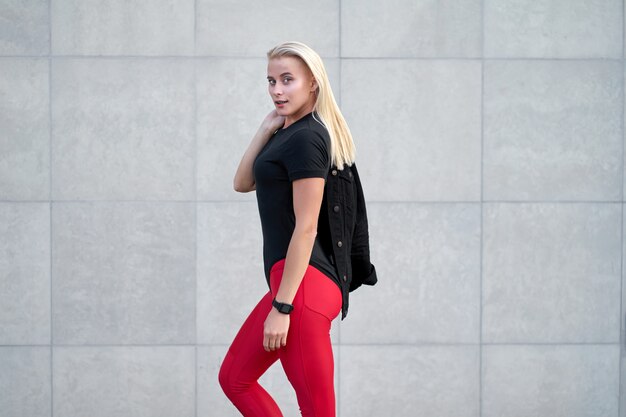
[263, 334, 287, 351]
[261, 109, 286, 133]
[263, 309, 291, 351]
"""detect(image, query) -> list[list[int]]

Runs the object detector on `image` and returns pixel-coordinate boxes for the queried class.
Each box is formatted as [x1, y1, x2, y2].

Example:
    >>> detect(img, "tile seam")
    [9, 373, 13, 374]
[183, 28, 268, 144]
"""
[619, 1, 625, 415]
[48, 0, 53, 416]
[480, 0, 485, 415]
[193, 1, 198, 416]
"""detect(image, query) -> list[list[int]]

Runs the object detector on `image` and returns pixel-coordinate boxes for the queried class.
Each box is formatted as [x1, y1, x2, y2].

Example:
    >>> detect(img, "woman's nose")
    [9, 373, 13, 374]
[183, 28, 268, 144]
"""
[270, 84, 282, 95]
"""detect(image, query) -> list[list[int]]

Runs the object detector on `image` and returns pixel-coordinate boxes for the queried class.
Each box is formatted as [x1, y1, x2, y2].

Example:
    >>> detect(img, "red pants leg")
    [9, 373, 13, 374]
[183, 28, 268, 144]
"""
[270, 259, 342, 417]
[219, 258, 342, 417]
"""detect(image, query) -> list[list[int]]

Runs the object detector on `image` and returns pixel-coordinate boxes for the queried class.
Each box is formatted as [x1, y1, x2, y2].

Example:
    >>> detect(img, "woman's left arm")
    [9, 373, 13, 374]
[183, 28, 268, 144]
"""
[262, 176, 326, 351]
[276, 176, 325, 303]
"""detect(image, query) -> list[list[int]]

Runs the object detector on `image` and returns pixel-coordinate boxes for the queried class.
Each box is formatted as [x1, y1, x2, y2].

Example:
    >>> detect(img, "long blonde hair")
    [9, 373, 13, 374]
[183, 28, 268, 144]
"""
[267, 41, 356, 170]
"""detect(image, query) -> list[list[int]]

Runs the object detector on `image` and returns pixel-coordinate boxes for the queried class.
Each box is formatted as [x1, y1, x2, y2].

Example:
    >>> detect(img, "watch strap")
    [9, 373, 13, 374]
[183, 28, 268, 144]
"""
[272, 298, 294, 314]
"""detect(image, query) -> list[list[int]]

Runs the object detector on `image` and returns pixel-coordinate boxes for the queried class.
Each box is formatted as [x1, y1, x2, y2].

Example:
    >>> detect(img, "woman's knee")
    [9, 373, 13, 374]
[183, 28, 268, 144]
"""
[218, 352, 235, 396]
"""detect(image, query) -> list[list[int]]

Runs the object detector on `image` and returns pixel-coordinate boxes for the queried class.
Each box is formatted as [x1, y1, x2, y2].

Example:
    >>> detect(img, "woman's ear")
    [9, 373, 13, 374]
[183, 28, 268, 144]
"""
[310, 78, 318, 93]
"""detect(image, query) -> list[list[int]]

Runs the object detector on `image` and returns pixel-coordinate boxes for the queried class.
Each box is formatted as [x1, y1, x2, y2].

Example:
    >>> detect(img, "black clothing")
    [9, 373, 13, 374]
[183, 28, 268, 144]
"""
[320, 161, 378, 320]
[253, 112, 339, 288]
[253, 111, 378, 321]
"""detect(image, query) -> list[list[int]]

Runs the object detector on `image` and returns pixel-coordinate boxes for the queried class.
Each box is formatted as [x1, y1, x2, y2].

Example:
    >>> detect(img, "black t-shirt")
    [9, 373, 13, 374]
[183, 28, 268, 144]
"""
[253, 111, 340, 287]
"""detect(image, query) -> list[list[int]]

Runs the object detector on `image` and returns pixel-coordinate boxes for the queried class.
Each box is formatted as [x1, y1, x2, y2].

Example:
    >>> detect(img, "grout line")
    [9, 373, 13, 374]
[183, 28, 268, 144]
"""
[48, 1, 53, 415]
[193, 0, 198, 415]
[1, 199, 623, 204]
[2, 341, 620, 348]
[619, 1, 625, 414]
[0, 54, 337, 60]
[0, 55, 623, 62]
[479, 0, 485, 415]
[337, 56, 624, 62]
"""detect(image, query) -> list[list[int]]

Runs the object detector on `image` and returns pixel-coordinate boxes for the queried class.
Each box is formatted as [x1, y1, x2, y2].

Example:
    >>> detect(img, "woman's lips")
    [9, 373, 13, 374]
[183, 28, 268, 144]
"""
[275, 100, 288, 108]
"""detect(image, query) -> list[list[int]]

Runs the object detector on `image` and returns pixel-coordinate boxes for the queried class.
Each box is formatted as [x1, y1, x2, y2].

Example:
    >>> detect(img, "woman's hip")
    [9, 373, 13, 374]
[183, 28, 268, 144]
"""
[269, 258, 342, 322]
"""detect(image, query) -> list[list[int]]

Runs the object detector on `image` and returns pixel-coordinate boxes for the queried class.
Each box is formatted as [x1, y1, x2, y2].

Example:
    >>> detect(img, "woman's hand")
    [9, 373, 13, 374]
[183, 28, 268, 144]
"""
[263, 307, 290, 351]
[260, 110, 285, 135]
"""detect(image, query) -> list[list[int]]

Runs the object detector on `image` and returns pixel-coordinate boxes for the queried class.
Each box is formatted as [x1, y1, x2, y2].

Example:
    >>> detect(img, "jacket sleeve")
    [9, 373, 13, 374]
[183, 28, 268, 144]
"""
[349, 162, 378, 292]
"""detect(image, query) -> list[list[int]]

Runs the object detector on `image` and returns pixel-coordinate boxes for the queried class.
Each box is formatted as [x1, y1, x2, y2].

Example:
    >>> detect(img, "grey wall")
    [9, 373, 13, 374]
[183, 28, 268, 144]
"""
[0, 1, 623, 416]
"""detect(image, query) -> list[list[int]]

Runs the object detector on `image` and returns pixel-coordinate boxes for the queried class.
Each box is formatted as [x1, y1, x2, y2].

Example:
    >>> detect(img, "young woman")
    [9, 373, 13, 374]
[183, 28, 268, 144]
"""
[219, 41, 358, 417]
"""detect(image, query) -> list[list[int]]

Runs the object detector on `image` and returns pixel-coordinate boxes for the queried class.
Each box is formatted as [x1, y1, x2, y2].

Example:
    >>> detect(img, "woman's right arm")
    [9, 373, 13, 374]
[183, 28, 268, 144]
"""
[233, 110, 285, 193]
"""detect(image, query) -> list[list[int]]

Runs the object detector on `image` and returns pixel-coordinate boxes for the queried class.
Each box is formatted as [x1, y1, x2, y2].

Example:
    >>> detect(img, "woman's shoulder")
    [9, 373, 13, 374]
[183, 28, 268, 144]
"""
[282, 125, 328, 148]
[288, 125, 326, 141]
[290, 114, 329, 141]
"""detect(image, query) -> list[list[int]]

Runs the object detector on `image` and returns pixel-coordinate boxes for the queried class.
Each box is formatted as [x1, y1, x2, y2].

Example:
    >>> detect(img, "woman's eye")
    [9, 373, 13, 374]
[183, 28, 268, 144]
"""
[282, 78, 292, 84]
[268, 79, 276, 86]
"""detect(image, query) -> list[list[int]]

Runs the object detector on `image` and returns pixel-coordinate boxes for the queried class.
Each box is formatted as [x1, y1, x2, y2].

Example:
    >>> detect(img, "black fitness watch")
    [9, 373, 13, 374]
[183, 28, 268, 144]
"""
[272, 298, 294, 314]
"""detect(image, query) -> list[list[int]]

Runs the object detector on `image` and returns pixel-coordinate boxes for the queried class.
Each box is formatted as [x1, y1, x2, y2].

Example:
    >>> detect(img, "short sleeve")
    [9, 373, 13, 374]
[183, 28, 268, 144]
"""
[282, 129, 330, 182]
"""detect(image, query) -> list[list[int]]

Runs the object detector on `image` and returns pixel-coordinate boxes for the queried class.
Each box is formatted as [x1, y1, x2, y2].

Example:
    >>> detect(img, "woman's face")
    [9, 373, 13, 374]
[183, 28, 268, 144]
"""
[267, 56, 317, 127]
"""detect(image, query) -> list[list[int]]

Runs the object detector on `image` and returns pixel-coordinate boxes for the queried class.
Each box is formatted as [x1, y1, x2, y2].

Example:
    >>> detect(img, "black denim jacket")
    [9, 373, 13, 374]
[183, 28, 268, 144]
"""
[320, 161, 378, 320]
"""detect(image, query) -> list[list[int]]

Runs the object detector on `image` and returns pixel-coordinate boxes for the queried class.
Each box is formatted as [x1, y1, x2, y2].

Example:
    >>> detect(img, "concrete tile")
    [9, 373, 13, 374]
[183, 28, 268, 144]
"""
[339, 345, 479, 417]
[341, 59, 481, 202]
[0, 346, 50, 417]
[484, 0, 622, 58]
[197, 202, 267, 344]
[51, 59, 195, 201]
[51, 0, 194, 55]
[52, 202, 195, 344]
[0, 58, 49, 200]
[53, 346, 195, 417]
[196, 58, 340, 201]
[196, 0, 339, 57]
[340, 202, 481, 344]
[484, 60, 622, 201]
[483, 344, 620, 417]
[0, 0, 49, 55]
[483, 203, 622, 343]
[342, 0, 481, 57]
[198, 202, 339, 345]
[0, 203, 50, 345]
[196, 58, 270, 202]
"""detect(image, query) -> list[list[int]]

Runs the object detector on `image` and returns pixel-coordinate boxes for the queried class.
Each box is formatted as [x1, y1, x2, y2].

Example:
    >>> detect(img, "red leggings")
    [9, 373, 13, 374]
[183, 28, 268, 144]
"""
[218, 258, 342, 417]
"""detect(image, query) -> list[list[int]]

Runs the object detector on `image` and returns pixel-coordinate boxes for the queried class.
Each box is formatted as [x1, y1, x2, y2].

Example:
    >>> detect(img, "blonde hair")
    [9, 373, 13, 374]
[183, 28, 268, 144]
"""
[267, 41, 356, 170]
